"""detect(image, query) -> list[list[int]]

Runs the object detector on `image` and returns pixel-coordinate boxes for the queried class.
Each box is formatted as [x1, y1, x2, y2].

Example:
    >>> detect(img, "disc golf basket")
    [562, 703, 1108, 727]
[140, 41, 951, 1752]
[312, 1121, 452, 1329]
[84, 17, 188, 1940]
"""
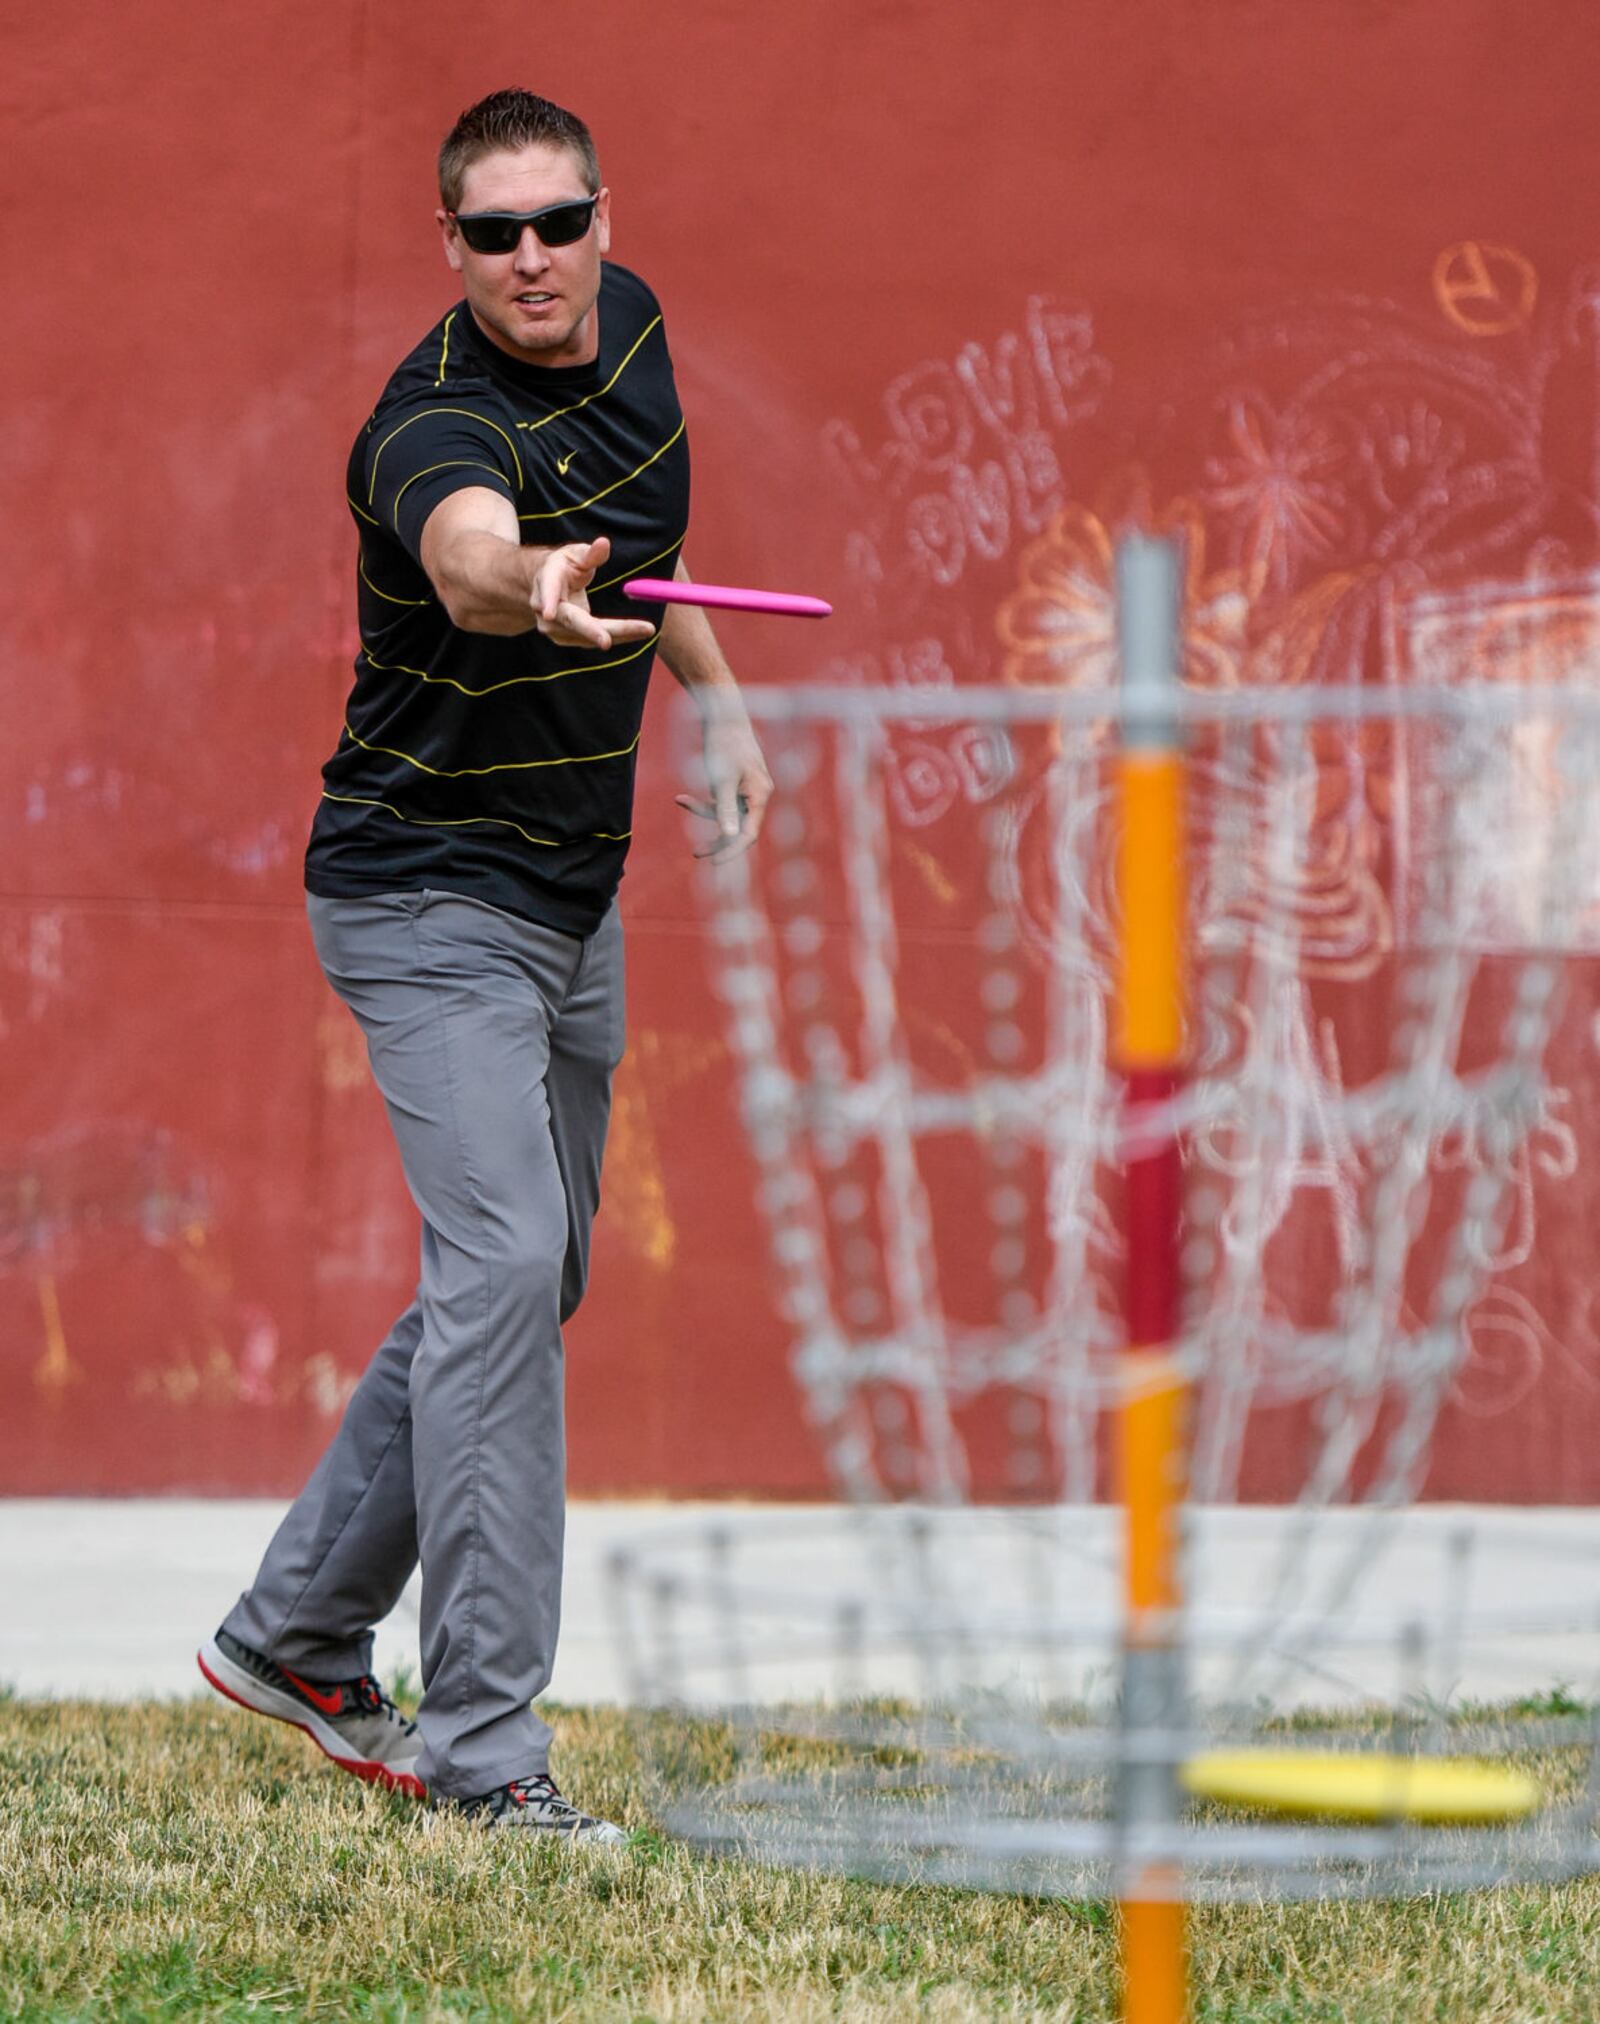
[608, 539, 1600, 2020]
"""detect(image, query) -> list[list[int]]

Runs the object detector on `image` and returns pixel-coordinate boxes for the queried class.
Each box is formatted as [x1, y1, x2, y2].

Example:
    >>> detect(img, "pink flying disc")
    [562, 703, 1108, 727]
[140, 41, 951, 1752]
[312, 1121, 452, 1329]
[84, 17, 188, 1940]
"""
[624, 577, 832, 619]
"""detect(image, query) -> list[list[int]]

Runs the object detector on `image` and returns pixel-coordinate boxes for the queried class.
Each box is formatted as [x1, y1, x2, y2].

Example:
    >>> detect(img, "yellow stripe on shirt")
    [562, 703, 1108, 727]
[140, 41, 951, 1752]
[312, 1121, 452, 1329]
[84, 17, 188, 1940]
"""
[342, 721, 642, 778]
[359, 556, 432, 607]
[368, 406, 525, 505]
[390, 461, 514, 537]
[358, 634, 654, 697]
[320, 791, 631, 849]
[518, 417, 686, 525]
[514, 315, 663, 433]
[589, 529, 687, 593]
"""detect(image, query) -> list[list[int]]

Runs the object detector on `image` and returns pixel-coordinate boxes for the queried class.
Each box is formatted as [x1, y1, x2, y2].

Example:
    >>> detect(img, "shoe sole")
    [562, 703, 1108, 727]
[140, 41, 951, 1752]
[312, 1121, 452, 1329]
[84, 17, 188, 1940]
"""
[197, 1638, 426, 1800]
[422, 1807, 627, 1845]
[485, 1814, 626, 1845]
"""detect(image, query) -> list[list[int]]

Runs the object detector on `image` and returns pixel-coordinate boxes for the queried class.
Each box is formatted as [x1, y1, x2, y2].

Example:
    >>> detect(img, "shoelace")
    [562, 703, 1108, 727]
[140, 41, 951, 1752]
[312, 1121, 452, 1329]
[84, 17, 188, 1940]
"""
[353, 1676, 416, 1729]
[506, 1773, 587, 1822]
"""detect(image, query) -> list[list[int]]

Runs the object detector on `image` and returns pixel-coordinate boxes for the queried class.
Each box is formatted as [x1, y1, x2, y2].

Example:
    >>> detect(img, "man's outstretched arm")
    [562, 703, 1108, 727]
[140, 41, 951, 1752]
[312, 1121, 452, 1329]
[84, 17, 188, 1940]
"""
[418, 487, 657, 649]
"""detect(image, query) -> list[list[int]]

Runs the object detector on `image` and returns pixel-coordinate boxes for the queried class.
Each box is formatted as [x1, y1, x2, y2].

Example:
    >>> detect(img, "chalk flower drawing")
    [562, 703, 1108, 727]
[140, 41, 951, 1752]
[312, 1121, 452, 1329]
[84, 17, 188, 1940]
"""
[987, 482, 1391, 977]
[995, 493, 1247, 700]
[1205, 394, 1351, 595]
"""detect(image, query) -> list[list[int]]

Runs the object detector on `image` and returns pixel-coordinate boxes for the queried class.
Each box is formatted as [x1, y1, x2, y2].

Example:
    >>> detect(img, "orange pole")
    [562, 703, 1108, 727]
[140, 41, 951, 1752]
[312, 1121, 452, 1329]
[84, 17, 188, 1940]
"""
[1121, 1898, 1189, 2024]
[1113, 537, 1189, 2024]
[1118, 754, 1184, 1070]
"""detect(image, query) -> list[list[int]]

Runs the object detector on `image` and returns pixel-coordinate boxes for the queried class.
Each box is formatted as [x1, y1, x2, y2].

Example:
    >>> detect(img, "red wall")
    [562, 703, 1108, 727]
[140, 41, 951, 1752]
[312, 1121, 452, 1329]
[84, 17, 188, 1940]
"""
[6, 0, 1600, 1497]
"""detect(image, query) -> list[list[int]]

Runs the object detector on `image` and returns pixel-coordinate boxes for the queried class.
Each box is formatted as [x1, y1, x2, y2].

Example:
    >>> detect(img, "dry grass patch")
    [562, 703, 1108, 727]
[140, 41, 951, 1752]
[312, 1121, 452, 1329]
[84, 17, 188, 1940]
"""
[0, 1693, 1596, 2021]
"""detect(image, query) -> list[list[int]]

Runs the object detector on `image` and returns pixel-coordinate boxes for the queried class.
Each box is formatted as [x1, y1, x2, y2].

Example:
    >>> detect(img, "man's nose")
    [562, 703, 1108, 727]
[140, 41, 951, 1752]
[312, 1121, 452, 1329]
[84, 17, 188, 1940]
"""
[513, 226, 551, 272]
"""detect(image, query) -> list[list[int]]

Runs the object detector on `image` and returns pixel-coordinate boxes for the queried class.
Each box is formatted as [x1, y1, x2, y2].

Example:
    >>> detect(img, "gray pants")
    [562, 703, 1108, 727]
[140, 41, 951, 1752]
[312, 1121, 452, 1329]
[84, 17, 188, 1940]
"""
[224, 888, 623, 1798]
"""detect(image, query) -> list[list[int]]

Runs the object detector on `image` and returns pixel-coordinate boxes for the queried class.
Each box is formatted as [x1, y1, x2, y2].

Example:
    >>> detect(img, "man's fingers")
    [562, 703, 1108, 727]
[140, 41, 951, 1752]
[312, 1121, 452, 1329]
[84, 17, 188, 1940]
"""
[539, 562, 568, 623]
[676, 790, 762, 860]
[676, 791, 733, 855]
[532, 539, 658, 646]
[559, 537, 609, 592]
[542, 605, 657, 649]
[677, 792, 740, 829]
[713, 782, 768, 856]
[553, 601, 606, 641]
[536, 541, 605, 620]
[550, 600, 611, 647]
[695, 827, 758, 863]
[737, 779, 771, 843]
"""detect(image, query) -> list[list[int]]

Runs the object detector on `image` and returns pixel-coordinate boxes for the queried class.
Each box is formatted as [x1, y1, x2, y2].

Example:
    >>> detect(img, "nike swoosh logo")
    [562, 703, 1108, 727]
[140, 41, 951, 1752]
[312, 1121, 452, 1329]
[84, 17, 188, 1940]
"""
[557, 451, 579, 476]
[280, 1665, 346, 1715]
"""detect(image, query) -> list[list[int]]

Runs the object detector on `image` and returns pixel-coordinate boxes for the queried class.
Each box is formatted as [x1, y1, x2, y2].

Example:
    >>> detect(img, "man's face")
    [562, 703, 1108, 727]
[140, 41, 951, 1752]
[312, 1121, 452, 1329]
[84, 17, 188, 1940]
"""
[438, 142, 611, 368]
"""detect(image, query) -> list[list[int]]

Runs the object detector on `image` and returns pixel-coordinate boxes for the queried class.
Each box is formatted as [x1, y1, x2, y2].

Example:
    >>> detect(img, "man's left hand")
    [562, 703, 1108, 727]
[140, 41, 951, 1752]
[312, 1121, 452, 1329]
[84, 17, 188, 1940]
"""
[675, 719, 773, 863]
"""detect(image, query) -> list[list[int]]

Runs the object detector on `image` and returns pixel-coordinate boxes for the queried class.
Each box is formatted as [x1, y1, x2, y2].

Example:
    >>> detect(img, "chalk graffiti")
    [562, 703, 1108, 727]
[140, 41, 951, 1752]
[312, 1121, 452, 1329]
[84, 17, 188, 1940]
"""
[0, 911, 66, 1026]
[0, 1125, 286, 1413]
[824, 297, 1110, 612]
[1206, 395, 1350, 597]
[788, 258, 1600, 1493]
[33, 1270, 76, 1397]
[1433, 241, 1539, 339]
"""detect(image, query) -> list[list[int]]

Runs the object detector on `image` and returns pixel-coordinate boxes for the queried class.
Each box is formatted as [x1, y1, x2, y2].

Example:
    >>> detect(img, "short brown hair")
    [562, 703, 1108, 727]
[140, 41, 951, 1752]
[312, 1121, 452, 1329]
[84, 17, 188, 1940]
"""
[438, 89, 600, 210]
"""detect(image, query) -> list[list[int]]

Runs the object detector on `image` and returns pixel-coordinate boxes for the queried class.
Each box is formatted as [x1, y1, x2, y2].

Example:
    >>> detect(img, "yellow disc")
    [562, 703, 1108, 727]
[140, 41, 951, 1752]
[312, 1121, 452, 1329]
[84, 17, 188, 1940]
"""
[1180, 1750, 1543, 1825]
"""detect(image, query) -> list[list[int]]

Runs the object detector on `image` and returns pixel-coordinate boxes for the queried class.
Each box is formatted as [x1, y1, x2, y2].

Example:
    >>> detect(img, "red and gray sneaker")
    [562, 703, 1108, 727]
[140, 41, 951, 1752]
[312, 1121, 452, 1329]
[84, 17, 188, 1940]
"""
[439, 1771, 626, 1844]
[197, 1627, 424, 1800]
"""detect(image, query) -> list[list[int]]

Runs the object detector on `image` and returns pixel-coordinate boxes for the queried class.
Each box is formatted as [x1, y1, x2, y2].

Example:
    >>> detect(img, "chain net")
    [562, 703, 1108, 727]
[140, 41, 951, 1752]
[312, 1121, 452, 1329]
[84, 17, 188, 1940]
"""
[610, 654, 1600, 1898]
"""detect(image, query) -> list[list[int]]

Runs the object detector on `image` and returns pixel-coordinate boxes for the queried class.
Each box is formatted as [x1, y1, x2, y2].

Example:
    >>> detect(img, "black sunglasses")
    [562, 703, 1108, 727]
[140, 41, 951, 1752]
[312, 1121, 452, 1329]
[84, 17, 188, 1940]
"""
[449, 195, 600, 255]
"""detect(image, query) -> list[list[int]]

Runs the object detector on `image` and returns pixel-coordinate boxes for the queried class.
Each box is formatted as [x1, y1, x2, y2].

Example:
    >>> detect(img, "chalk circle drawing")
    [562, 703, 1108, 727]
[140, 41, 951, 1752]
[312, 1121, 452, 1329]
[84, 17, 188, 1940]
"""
[1434, 241, 1539, 338]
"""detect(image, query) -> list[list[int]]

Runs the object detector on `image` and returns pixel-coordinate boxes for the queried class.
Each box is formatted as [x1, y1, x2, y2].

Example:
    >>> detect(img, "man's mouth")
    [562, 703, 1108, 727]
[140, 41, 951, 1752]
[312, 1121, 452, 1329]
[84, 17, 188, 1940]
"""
[515, 292, 556, 308]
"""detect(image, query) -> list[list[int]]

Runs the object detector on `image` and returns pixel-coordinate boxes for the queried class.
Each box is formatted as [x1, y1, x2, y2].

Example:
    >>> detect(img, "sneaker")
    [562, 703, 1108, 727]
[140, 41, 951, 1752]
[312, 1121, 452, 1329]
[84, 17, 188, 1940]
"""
[439, 1771, 626, 1844]
[197, 1627, 424, 1800]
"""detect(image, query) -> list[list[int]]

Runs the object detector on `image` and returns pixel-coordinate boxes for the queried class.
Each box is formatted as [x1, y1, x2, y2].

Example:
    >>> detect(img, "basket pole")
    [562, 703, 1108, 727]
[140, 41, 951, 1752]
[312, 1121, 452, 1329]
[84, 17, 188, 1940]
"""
[1113, 534, 1190, 2024]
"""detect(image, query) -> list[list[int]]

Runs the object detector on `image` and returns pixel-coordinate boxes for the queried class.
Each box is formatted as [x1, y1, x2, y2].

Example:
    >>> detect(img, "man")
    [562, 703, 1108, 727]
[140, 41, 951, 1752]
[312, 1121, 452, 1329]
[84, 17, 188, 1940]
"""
[197, 88, 771, 1842]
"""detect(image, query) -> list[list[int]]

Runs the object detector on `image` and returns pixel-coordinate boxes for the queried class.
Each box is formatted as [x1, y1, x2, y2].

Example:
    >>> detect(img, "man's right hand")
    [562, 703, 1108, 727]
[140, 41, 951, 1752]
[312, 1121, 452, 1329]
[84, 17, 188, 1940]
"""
[532, 537, 657, 650]
[419, 487, 657, 645]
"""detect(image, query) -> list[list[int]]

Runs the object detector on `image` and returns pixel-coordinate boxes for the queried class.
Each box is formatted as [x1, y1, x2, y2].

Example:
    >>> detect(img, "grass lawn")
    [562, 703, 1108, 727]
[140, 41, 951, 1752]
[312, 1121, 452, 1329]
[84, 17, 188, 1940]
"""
[2, 1687, 1598, 2022]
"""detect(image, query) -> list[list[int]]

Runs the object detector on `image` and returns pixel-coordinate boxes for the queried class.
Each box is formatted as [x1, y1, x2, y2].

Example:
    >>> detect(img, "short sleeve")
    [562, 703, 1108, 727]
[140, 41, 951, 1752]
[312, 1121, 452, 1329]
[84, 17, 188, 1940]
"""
[361, 403, 524, 561]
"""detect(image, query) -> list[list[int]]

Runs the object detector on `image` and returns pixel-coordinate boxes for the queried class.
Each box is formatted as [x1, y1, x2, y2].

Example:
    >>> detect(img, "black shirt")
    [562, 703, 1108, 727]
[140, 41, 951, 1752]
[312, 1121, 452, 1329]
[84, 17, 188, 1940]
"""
[305, 262, 689, 936]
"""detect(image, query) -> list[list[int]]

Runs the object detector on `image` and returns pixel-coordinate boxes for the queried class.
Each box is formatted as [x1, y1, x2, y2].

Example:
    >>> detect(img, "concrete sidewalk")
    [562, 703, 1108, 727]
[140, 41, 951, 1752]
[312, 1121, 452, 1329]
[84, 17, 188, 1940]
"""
[0, 1499, 665, 1705]
[3, 1500, 1598, 1710]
